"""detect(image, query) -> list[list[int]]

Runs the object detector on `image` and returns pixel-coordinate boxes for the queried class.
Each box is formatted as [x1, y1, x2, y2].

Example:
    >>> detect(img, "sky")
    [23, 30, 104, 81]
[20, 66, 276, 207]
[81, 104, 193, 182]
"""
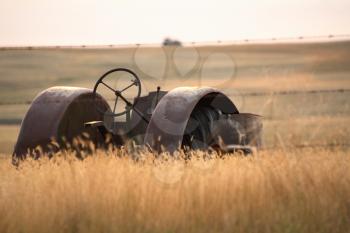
[0, 0, 349, 46]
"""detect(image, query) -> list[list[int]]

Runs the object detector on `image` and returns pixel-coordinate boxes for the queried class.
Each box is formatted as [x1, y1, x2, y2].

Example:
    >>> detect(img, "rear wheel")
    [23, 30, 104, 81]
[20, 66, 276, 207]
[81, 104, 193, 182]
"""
[182, 106, 220, 150]
[182, 106, 244, 151]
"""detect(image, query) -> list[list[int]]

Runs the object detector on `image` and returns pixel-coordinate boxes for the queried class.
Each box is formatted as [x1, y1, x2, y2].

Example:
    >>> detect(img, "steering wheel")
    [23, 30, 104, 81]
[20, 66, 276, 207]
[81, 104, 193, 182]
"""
[93, 68, 142, 117]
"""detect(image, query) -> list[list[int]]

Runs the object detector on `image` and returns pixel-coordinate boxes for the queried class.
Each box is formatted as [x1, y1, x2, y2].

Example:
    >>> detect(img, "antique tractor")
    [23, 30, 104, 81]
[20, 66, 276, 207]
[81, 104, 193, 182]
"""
[13, 68, 262, 159]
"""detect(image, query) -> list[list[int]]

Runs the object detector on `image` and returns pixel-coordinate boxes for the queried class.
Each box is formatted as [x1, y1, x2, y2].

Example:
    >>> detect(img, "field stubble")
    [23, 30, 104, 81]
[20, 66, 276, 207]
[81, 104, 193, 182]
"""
[1, 42, 350, 153]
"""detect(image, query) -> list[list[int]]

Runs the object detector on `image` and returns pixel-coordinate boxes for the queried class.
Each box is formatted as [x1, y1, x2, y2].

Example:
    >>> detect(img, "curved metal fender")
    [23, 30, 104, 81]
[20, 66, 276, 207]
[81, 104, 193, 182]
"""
[144, 87, 239, 152]
[13, 86, 110, 158]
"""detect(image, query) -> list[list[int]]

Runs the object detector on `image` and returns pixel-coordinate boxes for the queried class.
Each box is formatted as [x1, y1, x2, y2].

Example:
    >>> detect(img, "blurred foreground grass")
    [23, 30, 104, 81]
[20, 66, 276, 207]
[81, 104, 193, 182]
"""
[0, 148, 349, 233]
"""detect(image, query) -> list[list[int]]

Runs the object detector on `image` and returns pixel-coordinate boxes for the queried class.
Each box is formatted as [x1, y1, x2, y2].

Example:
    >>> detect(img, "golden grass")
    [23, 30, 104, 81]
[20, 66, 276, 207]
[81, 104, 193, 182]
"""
[0, 148, 349, 233]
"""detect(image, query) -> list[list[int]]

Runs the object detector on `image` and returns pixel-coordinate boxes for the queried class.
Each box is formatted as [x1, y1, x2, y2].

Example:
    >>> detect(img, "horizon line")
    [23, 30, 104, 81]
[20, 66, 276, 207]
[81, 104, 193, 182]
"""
[1, 34, 350, 50]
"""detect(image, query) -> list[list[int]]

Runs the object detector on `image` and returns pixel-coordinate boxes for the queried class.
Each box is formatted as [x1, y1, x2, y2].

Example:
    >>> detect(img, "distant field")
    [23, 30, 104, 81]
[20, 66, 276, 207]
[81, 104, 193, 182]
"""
[0, 125, 19, 154]
[0, 41, 350, 153]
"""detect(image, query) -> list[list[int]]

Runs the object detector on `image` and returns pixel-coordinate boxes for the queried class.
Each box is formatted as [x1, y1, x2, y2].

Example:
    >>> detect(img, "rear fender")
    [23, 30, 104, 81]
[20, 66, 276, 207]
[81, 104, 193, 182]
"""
[144, 87, 239, 152]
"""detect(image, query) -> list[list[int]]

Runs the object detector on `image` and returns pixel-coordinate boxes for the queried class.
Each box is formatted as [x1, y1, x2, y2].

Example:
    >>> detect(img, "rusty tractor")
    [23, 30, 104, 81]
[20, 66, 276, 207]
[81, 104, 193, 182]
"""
[13, 68, 262, 159]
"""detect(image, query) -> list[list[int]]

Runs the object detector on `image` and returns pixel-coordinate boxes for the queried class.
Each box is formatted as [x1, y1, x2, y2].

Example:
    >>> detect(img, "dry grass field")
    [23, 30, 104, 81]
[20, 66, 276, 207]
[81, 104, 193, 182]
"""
[0, 41, 350, 232]
[1, 148, 350, 233]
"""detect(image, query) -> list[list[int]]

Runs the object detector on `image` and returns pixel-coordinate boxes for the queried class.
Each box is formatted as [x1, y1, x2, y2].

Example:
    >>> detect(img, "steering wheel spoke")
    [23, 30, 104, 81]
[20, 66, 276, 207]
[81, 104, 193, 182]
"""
[100, 81, 116, 92]
[120, 80, 137, 93]
[112, 95, 119, 114]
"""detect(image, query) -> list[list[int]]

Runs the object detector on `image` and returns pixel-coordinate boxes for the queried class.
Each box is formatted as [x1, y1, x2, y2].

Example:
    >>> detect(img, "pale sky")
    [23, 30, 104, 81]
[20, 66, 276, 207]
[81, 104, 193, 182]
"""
[0, 0, 349, 46]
